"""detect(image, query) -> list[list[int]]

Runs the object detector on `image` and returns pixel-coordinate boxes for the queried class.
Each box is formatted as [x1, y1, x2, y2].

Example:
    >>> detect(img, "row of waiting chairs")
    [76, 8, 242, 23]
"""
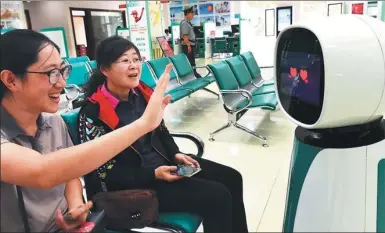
[207, 51, 278, 146]
[63, 52, 276, 146]
[60, 51, 275, 232]
[63, 54, 219, 111]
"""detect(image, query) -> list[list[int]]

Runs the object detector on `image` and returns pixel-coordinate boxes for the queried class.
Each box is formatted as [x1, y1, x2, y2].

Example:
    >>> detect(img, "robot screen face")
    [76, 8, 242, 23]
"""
[276, 28, 325, 125]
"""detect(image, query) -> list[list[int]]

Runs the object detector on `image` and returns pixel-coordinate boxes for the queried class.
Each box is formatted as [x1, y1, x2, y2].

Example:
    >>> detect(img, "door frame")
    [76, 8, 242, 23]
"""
[69, 7, 127, 59]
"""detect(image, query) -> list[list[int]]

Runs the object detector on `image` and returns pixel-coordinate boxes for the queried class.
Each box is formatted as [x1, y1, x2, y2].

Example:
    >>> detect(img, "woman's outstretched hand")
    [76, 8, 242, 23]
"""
[140, 63, 172, 132]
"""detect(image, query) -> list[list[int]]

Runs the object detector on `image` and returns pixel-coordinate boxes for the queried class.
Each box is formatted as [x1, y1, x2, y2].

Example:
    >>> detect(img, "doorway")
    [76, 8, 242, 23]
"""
[70, 8, 126, 60]
[24, 10, 32, 29]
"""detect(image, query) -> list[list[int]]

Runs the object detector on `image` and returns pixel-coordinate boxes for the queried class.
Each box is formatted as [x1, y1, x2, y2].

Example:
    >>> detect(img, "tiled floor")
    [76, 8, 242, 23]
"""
[59, 60, 296, 232]
[162, 62, 296, 232]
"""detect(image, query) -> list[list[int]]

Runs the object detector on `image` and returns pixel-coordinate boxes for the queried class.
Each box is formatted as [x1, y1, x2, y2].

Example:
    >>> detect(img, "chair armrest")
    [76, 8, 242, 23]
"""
[169, 132, 205, 158]
[64, 84, 82, 101]
[195, 66, 212, 78]
[220, 89, 253, 114]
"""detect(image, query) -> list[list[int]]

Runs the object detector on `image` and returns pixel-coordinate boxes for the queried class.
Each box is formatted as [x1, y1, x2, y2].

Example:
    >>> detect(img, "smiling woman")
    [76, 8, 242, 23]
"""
[81, 36, 143, 102]
[77, 36, 249, 233]
[0, 30, 67, 113]
[0, 29, 174, 232]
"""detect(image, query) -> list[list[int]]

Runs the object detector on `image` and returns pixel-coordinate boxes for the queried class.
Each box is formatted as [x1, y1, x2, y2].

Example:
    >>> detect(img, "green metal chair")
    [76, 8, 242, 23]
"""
[168, 54, 219, 99]
[240, 52, 275, 86]
[86, 60, 97, 71]
[225, 56, 275, 96]
[227, 37, 240, 56]
[211, 38, 228, 55]
[61, 109, 203, 233]
[63, 56, 90, 65]
[145, 59, 194, 103]
[63, 62, 92, 111]
[207, 61, 277, 146]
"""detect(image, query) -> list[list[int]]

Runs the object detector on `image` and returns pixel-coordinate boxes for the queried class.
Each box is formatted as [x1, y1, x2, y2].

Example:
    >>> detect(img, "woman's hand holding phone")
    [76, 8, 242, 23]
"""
[155, 165, 183, 182]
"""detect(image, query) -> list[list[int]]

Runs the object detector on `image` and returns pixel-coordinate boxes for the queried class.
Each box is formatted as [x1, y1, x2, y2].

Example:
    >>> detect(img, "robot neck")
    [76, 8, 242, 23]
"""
[296, 117, 385, 148]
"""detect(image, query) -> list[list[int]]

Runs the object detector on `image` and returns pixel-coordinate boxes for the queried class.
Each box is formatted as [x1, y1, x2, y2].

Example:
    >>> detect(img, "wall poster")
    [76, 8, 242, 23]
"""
[352, 3, 364, 14]
[265, 8, 275, 37]
[127, 1, 152, 61]
[328, 3, 343, 16]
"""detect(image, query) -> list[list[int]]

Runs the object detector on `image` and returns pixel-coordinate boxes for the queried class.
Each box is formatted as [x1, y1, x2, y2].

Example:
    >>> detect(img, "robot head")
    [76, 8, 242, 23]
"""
[274, 15, 385, 129]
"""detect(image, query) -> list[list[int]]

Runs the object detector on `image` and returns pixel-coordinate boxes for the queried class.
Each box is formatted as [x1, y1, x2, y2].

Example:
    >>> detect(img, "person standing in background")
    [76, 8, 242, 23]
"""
[164, 29, 171, 41]
[180, 5, 201, 78]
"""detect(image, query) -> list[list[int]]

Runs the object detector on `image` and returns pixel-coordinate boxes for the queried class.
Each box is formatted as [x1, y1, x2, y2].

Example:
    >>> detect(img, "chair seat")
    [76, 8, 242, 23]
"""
[201, 75, 215, 83]
[237, 93, 277, 111]
[158, 212, 202, 233]
[167, 88, 192, 103]
[182, 78, 211, 91]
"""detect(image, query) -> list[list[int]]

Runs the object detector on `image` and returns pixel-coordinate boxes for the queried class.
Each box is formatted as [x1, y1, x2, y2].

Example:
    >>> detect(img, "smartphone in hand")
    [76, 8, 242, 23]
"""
[172, 165, 201, 177]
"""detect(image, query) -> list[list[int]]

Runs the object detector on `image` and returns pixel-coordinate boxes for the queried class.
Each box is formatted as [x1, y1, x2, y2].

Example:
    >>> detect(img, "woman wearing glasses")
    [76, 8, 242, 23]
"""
[77, 36, 248, 233]
[0, 29, 172, 232]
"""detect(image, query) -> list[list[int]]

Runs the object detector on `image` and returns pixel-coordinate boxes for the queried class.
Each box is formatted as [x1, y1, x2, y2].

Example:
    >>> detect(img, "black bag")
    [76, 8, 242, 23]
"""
[92, 189, 159, 230]
[91, 167, 159, 230]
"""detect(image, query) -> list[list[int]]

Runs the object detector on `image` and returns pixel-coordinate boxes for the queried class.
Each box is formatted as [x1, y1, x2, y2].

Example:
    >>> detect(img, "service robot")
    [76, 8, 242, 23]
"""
[274, 15, 385, 232]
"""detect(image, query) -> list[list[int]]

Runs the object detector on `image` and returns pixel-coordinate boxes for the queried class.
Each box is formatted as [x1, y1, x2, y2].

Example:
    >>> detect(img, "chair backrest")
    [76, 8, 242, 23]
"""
[169, 54, 194, 78]
[64, 56, 90, 65]
[86, 60, 97, 71]
[240, 52, 263, 83]
[147, 57, 180, 91]
[207, 61, 239, 91]
[147, 57, 178, 81]
[61, 108, 81, 145]
[67, 62, 91, 87]
[140, 62, 157, 89]
[225, 56, 253, 87]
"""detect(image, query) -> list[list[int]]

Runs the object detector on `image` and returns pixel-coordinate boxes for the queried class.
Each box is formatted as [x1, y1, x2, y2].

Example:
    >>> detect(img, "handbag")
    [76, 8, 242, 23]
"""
[91, 169, 159, 230]
[91, 189, 159, 230]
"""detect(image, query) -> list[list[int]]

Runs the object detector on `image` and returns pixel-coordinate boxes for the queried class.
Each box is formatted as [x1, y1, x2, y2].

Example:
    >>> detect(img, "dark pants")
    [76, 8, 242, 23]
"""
[181, 44, 201, 78]
[153, 157, 248, 233]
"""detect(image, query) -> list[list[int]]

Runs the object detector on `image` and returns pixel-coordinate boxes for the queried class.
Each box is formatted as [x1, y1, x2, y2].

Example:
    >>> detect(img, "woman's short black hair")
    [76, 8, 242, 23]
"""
[0, 29, 60, 100]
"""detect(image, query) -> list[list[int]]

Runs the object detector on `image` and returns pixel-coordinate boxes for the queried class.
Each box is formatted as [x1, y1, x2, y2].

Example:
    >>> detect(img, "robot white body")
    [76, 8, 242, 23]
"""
[287, 139, 385, 232]
[273, 15, 385, 232]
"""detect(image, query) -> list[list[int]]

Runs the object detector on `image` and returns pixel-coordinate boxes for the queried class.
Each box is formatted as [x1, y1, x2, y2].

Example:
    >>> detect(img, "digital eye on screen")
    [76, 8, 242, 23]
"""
[289, 67, 309, 84]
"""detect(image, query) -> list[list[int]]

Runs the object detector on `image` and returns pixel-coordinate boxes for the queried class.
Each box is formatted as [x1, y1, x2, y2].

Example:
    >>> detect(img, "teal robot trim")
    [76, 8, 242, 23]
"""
[378, 159, 385, 232]
[283, 138, 322, 232]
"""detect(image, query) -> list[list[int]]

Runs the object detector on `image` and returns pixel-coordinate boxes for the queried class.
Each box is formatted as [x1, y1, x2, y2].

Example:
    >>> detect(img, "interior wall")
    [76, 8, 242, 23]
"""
[240, 1, 306, 67]
[23, 1, 124, 57]
[240, 1, 384, 67]
[162, 1, 241, 37]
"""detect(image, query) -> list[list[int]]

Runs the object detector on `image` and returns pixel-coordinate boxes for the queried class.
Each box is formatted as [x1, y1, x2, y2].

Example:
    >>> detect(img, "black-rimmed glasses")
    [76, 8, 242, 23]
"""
[25, 65, 72, 84]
